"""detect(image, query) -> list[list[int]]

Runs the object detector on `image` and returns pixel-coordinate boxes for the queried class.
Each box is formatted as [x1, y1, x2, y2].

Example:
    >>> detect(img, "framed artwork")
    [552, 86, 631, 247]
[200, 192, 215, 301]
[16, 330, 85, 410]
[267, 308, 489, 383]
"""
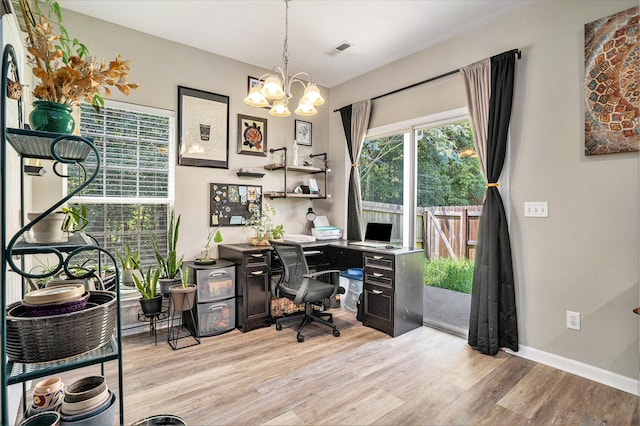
[237, 114, 267, 156]
[210, 183, 262, 226]
[295, 119, 312, 146]
[584, 6, 639, 155]
[248, 76, 261, 92]
[178, 86, 229, 168]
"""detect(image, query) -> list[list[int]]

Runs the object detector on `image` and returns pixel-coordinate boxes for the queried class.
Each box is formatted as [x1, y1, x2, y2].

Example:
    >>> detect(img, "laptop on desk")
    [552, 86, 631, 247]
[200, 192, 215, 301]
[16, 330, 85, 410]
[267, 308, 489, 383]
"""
[349, 222, 393, 248]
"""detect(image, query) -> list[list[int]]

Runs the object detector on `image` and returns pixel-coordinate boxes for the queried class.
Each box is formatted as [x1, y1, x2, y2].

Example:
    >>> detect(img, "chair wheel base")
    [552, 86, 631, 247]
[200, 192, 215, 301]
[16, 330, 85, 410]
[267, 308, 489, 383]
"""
[297, 334, 305, 343]
[333, 329, 340, 337]
[276, 323, 283, 331]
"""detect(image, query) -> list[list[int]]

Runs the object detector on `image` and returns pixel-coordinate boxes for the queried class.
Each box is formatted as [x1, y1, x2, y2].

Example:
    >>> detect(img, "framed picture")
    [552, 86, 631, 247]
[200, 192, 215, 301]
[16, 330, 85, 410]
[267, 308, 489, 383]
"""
[295, 119, 312, 146]
[237, 114, 267, 156]
[248, 76, 261, 92]
[178, 86, 229, 168]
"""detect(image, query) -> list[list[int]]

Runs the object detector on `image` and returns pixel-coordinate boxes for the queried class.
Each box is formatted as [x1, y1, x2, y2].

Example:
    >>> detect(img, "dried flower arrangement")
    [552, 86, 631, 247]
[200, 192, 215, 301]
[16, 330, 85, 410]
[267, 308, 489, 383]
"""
[18, 0, 139, 111]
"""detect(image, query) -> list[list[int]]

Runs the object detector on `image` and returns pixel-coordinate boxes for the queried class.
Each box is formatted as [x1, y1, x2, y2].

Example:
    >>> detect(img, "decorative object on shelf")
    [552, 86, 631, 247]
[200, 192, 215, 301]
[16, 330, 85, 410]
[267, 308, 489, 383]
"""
[242, 0, 325, 117]
[151, 209, 184, 297]
[115, 242, 141, 287]
[245, 203, 284, 246]
[197, 227, 223, 264]
[584, 6, 639, 155]
[307, 178, 319, 193]
[32, 376, 64, 411]
[178, 85, 229, 168]
[59, 375, 116, 425]
[210, 182, 263, 226]
[6, 290, 118, 363]
[295, 119, 312, 146]
[27, 211, 65, 243]
[237, 114, 267, 156]
[18, 0, 139, 132]
[170, 268, 196, 312]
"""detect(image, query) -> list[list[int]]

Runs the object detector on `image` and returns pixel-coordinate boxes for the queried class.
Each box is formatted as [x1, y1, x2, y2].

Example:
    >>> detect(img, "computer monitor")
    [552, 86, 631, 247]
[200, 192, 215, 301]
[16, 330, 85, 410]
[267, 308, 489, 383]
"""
[364, 222, 393, 242]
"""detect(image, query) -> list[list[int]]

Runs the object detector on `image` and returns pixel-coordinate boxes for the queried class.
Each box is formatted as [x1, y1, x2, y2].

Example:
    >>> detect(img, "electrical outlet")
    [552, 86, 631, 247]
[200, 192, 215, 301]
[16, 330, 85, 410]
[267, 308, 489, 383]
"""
[566, 311, 581, 331]
[524, 201, 548, 217]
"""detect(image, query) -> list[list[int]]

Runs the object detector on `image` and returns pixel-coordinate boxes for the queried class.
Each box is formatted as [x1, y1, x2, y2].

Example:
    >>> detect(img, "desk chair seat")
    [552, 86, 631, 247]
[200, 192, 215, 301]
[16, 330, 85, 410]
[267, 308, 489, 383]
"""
[270, 240, 344, 342]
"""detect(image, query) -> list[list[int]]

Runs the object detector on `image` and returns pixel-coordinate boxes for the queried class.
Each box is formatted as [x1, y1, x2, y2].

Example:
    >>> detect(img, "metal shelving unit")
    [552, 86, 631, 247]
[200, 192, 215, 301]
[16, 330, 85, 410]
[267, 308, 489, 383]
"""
[0, 44, 124, 425]
[263, 147, 330, 199]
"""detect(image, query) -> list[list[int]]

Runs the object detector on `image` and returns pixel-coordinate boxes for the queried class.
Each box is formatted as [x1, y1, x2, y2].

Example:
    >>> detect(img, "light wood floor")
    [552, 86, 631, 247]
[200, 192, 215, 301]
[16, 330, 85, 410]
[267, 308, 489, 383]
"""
[94, 310, 638, 425]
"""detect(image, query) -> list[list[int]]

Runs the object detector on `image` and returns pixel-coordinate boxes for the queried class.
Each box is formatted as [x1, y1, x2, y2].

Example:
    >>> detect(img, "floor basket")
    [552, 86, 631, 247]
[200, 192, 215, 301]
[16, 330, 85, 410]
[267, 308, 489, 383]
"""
[7, 291, 117, 363]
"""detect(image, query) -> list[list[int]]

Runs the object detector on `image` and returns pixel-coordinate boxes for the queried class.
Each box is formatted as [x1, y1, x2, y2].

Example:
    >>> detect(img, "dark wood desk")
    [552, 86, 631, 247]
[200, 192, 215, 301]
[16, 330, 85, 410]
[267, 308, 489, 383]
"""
[219, 240, 424, 337]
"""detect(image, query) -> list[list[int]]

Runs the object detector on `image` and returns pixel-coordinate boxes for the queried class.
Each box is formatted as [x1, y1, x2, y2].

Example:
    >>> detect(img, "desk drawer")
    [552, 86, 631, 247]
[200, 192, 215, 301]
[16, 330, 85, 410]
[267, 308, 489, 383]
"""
[364, 253, 394, 270]
[364, 268, 393, 288]
[244, 251, 270, 267]
[363, 283, 393, 335]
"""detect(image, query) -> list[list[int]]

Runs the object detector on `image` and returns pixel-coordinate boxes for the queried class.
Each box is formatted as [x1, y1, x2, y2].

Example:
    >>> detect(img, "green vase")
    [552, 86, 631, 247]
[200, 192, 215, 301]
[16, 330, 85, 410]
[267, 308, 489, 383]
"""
[29, 100, 75, 134]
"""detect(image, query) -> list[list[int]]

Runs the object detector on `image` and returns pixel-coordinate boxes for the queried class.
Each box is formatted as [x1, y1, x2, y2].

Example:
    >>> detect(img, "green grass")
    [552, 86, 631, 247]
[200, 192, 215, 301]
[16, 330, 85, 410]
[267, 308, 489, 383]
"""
[424, 257, 474, 294]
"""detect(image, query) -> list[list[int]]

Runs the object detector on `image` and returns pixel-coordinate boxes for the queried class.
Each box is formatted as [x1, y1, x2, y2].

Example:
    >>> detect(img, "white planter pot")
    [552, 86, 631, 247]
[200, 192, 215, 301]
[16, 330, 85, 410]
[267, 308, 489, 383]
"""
[28, 212, 65, 243]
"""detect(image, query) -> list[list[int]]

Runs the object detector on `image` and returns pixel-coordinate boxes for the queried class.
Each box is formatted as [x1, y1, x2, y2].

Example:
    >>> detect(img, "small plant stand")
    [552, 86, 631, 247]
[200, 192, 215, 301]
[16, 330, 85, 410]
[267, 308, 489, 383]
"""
[137, 308, 169, 346]
[167, 294, 200, 350]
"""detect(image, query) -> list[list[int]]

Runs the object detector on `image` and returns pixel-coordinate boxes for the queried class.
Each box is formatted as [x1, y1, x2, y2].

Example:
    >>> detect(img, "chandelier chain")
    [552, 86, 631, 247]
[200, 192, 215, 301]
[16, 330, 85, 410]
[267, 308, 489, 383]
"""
[282, 0, 289, 65]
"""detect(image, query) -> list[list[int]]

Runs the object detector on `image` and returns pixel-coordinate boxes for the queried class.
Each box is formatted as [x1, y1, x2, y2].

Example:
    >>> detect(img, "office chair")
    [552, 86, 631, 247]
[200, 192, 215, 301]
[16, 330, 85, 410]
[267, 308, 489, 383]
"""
[270, 240, 343, 342]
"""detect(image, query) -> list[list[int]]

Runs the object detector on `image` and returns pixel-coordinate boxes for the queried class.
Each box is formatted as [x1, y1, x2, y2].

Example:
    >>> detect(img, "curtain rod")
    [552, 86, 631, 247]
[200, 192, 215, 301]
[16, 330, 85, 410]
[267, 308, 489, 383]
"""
[333, 48, 522, 112]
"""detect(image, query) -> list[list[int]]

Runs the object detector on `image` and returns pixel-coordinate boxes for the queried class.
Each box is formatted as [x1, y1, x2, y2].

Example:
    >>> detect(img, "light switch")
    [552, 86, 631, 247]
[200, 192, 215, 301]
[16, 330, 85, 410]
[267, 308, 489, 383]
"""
[524, 201, 548, 217]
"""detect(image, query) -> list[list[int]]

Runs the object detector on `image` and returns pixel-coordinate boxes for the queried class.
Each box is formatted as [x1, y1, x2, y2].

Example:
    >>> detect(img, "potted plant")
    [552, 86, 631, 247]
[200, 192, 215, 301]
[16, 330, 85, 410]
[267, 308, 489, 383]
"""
[197, 228, 223, 265]
[115, 243, 141, 287]
[169, 268, 195, 312]
[18, 0, 139, 132]
[245, 204, 284, 246]
[60, 205, 89, 239]
[151, 210, 183, 297]
[133, 266, 162, 316]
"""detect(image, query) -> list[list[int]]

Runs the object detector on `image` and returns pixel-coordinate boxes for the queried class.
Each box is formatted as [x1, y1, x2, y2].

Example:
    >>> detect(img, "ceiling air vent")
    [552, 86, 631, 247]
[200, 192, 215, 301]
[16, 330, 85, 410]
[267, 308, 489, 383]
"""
[323, 41, 352, 57]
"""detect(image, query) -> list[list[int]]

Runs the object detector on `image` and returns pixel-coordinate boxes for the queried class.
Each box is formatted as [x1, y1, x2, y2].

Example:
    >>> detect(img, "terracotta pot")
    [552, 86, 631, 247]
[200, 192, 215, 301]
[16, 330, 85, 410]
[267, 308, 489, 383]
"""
[170, 285, 196, 312]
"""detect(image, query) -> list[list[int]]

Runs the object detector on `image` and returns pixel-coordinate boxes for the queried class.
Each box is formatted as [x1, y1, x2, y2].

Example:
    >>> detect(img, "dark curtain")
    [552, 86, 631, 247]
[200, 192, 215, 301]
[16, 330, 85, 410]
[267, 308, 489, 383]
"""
[339, 105, 363, 242]
[468, 51, 518, 355]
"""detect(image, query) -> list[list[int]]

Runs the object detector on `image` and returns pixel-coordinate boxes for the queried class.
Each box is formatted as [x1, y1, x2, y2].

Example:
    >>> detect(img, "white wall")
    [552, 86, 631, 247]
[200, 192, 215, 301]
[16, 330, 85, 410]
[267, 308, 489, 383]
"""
[49, 10, 332, 262]
[45, 1, 638, 384]
[329, 0, 639, 382]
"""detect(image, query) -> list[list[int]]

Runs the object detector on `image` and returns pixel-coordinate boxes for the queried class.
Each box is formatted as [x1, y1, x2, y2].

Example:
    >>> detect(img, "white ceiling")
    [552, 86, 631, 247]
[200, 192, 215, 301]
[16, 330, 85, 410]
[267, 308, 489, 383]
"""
[57, 0, 532, 88]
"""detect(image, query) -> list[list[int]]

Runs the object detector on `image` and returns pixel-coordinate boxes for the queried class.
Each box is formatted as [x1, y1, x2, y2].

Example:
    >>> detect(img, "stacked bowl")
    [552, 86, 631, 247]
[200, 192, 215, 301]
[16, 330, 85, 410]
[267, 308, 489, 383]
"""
[59, 376, 116, 425]
[22, 285, 89, 317]
[25, 377, 64, 418]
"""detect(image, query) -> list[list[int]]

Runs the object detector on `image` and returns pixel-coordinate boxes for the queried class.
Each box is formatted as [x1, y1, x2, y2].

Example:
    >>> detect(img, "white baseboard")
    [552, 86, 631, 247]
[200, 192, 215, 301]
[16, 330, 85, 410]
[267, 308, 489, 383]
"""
[506, 345, 639, 396]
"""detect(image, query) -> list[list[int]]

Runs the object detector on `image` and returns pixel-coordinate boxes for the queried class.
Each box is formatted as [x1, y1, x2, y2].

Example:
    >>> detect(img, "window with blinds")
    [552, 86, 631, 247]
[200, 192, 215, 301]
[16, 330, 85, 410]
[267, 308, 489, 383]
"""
[69, 101, 175, 268]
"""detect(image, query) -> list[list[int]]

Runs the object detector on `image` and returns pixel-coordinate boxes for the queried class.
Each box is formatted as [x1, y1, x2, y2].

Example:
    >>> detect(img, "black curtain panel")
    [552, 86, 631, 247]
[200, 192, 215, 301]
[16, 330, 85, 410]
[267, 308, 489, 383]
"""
[339, 105, 364, 242]
[468, 51, 518, 355]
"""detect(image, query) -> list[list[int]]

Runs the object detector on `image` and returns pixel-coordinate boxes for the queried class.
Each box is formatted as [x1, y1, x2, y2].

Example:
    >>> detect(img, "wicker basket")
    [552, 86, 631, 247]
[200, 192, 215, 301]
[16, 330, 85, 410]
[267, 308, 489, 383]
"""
[6, 291, 117, 363]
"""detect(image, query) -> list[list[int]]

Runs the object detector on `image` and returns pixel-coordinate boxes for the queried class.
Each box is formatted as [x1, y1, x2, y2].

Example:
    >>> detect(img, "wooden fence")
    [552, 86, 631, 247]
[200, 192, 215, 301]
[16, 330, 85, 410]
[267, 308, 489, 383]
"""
[361, 202, 481, 260]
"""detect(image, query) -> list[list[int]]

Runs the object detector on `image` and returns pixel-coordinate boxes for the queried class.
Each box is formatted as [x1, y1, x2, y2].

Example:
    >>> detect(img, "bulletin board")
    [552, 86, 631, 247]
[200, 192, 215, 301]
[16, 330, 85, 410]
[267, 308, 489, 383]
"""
[210, 183, 262, 226]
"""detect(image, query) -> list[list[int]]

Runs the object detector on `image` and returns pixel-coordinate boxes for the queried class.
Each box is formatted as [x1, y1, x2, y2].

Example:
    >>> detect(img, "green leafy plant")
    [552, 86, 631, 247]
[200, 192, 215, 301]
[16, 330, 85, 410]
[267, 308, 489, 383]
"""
[245, 204, 284, 243]
[201, 228, 223, 261]
[179, 267, 190, 289]
[115, 242, 140, 271]
[60, 205, 89, 235]
[271, 224, 285, 240]
[151, 210, 183, 279]
[133, 266, 159, 299]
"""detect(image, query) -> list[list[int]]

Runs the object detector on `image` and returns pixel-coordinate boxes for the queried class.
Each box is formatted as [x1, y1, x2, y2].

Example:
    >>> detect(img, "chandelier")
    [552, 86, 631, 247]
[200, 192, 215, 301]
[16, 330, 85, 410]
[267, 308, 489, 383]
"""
[243, 0, 325, 117]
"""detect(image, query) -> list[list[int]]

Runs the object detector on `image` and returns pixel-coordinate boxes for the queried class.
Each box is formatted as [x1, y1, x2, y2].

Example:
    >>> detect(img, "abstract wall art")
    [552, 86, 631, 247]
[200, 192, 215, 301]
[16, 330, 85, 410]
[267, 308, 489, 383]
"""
[584, 6, 639, 155]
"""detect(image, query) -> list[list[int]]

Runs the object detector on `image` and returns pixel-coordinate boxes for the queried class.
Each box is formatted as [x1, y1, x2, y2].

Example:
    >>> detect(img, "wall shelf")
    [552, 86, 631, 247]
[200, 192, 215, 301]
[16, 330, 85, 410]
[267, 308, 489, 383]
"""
[262, 148, 330, 200]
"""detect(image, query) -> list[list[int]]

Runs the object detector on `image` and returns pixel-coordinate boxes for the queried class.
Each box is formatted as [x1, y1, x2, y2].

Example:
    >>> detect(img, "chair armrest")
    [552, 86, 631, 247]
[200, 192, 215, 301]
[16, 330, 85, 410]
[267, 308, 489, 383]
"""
[303, 269, 341, 279]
